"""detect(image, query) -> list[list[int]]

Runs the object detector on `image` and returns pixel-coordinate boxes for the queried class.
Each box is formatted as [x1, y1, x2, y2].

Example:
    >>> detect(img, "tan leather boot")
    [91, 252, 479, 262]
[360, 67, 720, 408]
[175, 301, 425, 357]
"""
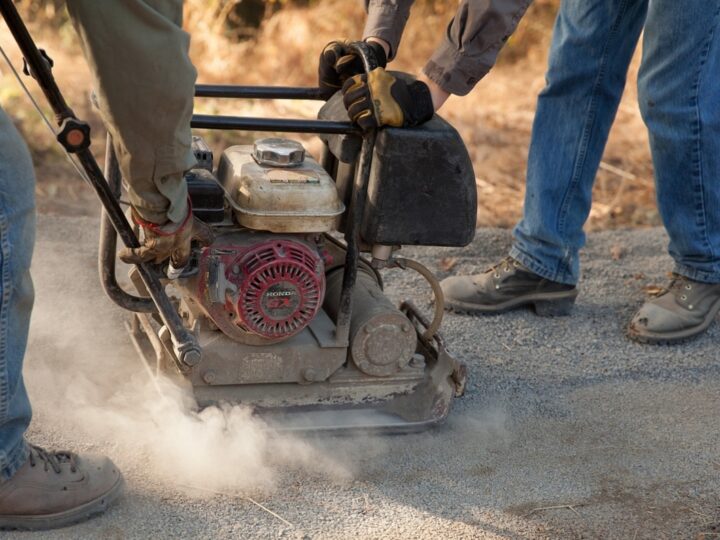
[440, 256, 578, 316]
[0, 444, 123, 531]
[627, 274, 720, 344]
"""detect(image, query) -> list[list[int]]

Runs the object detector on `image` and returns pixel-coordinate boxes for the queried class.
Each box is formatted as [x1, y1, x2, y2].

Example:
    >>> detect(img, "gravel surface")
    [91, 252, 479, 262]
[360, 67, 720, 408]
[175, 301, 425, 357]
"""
[8, 216, 719, 540]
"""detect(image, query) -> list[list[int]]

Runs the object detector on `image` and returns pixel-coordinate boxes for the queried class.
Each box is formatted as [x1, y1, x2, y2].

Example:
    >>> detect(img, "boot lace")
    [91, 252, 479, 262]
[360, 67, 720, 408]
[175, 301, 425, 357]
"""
[487, 256, 521, 277]
[655, 274, 692, 298]
[28, 445, 78, 474]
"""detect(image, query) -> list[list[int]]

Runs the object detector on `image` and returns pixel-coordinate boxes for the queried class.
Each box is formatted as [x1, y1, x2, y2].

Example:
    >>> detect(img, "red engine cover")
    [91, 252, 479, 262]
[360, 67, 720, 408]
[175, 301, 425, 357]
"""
[197, 238, 325, 343]
[235, 240, 325, 339]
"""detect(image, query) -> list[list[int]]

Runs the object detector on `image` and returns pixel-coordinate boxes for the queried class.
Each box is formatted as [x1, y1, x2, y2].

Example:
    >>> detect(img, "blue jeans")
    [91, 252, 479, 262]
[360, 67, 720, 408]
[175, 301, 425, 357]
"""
[511, 0, 720, 285]
[0, 106, 35, 480]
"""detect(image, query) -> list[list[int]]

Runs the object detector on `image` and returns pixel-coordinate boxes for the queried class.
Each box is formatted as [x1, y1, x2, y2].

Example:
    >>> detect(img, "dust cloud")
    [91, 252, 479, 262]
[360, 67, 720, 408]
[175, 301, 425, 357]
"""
[22, 242, 356, 496]
[22, 226, 507, 501]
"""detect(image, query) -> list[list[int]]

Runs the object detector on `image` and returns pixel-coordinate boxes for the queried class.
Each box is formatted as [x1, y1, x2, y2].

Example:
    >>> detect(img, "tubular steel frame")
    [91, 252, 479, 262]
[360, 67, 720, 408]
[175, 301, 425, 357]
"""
[0, 0, 201, 370]
[0, 0, 377, 359]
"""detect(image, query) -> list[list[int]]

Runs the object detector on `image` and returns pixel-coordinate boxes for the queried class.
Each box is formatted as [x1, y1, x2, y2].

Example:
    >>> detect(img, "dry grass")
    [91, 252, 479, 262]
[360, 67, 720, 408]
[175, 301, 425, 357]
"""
[1, 0, 657, 229]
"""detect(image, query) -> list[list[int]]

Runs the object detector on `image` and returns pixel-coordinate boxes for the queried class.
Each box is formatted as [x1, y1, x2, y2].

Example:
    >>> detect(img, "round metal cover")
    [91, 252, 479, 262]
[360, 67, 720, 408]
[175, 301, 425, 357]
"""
[235, 239, 324, 340]
[351, 314, 417, 377]
[253, 138, 305, 167]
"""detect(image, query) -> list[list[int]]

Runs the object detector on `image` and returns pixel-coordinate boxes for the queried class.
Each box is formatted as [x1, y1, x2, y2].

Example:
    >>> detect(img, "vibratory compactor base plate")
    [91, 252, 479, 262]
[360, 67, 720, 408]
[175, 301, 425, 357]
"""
[127, 299, 467, 434]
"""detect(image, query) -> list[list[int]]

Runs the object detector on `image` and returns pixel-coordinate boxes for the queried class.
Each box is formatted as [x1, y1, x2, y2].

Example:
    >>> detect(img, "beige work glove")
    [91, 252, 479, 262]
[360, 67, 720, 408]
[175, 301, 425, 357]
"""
[318, 40, 387, 99]
[342, 68, 435, 131]
[119, 202, 213, 268]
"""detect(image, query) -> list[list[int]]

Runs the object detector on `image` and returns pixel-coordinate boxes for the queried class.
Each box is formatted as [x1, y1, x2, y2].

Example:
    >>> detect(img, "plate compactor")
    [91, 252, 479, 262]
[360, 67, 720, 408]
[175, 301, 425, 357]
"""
[0, 3, 477, 432]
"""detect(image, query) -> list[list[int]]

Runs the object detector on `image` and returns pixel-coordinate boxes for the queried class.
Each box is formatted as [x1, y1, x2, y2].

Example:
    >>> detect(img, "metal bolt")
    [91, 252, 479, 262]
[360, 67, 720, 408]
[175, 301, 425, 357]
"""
[202, 370, 217, 384]
[181, 349, 202, 367]
[401, 323, 410, 333]
[303, 368, 319, 382]
[409, 353, 426, 369]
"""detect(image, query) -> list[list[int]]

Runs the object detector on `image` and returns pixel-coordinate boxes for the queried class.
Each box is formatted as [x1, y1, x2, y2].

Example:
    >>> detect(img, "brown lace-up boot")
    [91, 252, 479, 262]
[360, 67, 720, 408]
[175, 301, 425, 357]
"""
[440, 256, 578, 316]
[627, 274, 720, 344]
[0, 444, 123, 531]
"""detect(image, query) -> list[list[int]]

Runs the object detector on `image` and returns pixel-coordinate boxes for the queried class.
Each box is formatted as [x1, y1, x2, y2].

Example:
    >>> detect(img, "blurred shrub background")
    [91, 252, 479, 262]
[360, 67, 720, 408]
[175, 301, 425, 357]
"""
[1, 0, 657, 228]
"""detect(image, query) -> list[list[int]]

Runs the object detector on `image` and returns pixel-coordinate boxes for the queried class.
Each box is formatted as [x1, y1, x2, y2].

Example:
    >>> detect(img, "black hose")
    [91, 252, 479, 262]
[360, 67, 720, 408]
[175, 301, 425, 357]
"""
[333, 41, 379, 345]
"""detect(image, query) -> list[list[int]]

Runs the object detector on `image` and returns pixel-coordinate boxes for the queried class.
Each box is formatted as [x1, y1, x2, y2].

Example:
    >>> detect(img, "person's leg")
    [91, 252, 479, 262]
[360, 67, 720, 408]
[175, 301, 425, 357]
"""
[0, 107, 123, 530]
[638, 0, 720, 282]
[0, 104, 124, 532]
[627, 0, 720, 343]
[442, 0, 648, 315]
[0, 106, 35, 482]
[511, 0, 648, 285]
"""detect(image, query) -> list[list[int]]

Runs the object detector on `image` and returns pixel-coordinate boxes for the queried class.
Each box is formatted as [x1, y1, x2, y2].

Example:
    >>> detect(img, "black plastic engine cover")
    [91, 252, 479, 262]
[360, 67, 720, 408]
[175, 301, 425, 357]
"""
[185, 168, 225, 223]
[318, 88, 477, 247]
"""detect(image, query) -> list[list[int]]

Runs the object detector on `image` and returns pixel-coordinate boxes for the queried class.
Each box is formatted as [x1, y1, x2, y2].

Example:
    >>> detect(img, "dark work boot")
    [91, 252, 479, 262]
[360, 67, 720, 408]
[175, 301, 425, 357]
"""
[627, 274, 720, 344]
[440, 256, 578, 316]
[0, 444, 124, 531]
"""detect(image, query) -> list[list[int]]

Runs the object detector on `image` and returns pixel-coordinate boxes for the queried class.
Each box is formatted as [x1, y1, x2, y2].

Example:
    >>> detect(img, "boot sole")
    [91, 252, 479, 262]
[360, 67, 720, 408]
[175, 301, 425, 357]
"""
[445, 289, 579, 317]
[626, 295, 720, 345]
[0, 472, 124, 531]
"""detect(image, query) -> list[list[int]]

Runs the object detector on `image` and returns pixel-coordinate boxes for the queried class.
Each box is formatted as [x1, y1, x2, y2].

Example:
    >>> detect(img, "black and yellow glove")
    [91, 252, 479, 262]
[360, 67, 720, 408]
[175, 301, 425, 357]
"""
[342, 68, 435, 131]
[318, 40, 387, 100]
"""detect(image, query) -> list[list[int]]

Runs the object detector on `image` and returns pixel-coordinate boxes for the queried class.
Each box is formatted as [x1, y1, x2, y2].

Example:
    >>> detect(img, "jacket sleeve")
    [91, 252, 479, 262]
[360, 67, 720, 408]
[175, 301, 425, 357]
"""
[66, 0, 195, 224]
[424, 0, 533, 96]
[363, 0, 415, 60]
[365, 0, 533, 96]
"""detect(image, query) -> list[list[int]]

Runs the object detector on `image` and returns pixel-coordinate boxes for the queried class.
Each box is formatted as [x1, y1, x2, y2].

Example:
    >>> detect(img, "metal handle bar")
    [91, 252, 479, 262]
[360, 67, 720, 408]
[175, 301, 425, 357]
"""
[195, 85, 327, 101]
[1, 0, 377, 354]
[192, 42, 380, 346]
[191, 114, 359, 135]
[333, 41, 378, 344]
[0, 0, 201, 369]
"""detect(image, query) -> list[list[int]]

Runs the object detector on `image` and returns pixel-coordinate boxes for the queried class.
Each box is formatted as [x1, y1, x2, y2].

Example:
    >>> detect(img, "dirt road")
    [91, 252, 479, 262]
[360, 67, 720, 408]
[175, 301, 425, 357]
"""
[7, 216, 719, 539]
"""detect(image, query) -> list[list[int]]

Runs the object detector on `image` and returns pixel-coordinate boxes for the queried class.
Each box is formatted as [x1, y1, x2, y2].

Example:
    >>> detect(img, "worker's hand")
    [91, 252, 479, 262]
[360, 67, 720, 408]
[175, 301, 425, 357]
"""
[318, 40, 387, 99]
[342, 68, 435, 131]
[119, 202, 213, 268]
